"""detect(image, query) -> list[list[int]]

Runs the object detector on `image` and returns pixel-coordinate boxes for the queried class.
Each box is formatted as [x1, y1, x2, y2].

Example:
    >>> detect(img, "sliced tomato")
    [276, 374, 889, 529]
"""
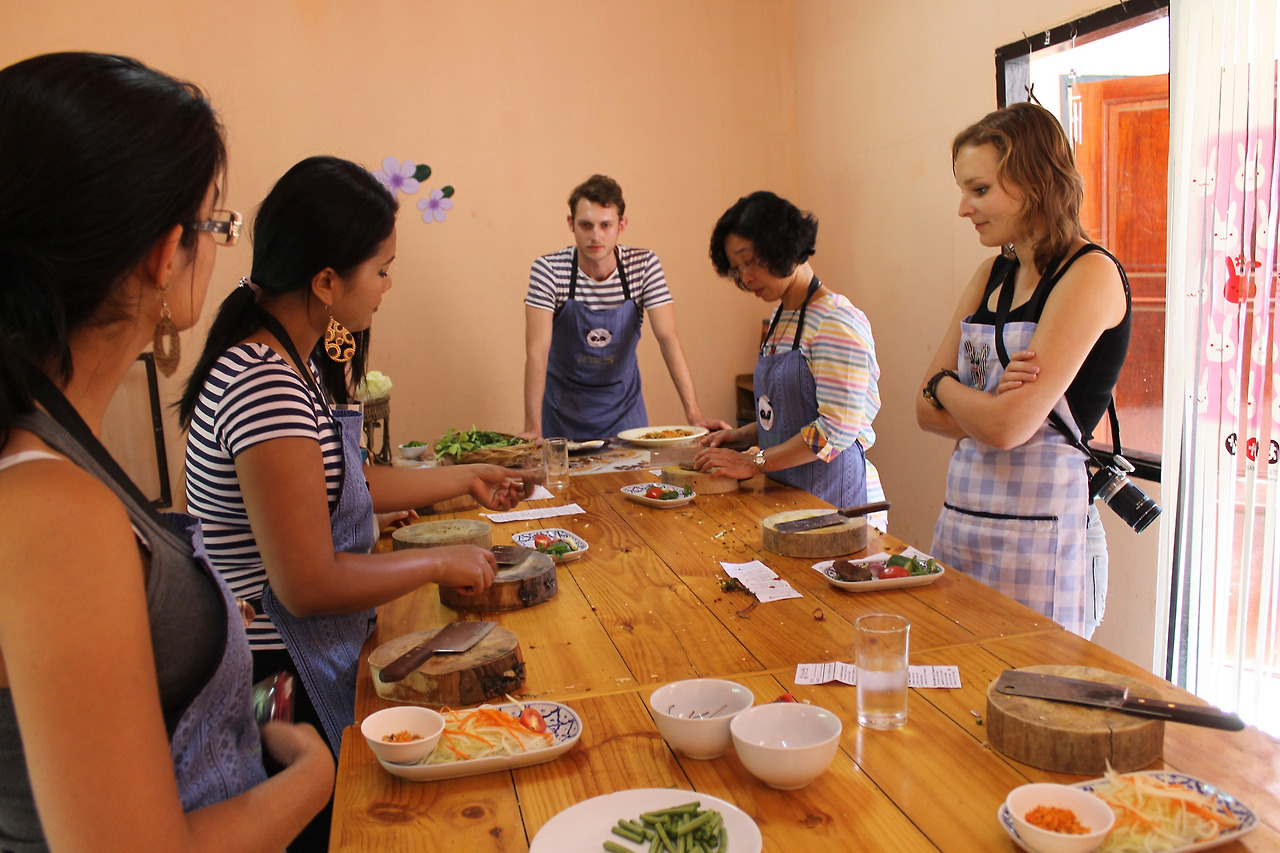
[532, 534, 553, 550]
[773, 692, 797, 703]
[519, 706, 547, 733]
[644, 486, 667, 499]
[877, 565, 910, 579]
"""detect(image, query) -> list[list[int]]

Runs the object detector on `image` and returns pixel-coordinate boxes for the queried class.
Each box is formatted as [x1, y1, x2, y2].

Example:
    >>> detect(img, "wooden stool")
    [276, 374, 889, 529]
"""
[362, 395, 391, 465]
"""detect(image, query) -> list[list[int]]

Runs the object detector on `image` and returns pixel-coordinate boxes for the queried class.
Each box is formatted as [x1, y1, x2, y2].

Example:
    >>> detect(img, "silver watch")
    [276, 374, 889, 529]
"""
[753, 449, 766, 471]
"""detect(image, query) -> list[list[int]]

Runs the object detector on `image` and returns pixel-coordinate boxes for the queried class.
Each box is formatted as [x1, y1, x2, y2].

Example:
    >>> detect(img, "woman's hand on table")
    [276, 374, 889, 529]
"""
[693, 445, 756, 479]
[692, 415, 734, 432]
[996, 350, 1039, 395]
[470, 464, 523, 510]
[376, 509, 419, 531]
[431, 544, 497, 594]
[700, 425, 746, 448]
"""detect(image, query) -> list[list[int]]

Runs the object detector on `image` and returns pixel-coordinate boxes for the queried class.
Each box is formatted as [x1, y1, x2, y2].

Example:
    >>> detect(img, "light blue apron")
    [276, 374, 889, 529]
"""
[542, 249, 646, 440]
[755, 277, 867, 507]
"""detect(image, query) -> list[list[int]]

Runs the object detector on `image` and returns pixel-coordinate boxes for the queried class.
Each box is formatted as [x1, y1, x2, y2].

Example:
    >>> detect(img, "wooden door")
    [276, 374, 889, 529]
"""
[1072, 73, 1169, 458]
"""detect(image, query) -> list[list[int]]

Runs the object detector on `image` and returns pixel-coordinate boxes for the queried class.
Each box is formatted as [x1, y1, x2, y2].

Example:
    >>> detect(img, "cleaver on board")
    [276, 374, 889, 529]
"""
[994, 670, 1245, 731]
[377, 621, 498, 684]
[773, 500, 892, 534]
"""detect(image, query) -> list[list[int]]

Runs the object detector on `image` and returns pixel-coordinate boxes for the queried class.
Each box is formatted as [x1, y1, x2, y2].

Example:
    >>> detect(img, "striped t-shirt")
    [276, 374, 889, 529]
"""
[184, 343, 343, 649]
[524, 245, 673, 319]
[762, 292, 880, 462]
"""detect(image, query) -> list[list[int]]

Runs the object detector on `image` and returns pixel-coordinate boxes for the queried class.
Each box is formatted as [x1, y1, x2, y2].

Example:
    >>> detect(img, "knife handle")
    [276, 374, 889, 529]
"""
[378, 642, 438, 684]
[1122, 696, 1245, 731]
[839, 500, 891, 517]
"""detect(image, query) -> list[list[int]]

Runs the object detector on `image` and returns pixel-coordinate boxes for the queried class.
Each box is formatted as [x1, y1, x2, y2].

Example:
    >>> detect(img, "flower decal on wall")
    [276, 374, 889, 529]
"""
[417, 188, 453, 223]
[372, 156, 456, 225]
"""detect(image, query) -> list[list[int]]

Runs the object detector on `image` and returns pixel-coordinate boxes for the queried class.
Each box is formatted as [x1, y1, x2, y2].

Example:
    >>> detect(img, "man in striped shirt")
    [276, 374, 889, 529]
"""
[521, 174, 730, 440]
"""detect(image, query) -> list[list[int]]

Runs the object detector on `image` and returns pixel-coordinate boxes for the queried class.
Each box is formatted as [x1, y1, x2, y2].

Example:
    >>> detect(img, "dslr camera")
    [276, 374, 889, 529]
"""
[1089, 454, 1161, 533]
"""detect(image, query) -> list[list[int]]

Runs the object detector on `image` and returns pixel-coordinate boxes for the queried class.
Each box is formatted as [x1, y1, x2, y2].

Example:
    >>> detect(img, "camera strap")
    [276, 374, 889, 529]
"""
[991, 244, 1125, 469]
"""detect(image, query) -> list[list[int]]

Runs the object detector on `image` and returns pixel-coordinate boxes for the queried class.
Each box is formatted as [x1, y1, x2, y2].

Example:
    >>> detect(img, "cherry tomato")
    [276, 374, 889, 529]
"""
[877, 565, 910, 579]
[645, 486, 667, 499]
[773, 692, 797, 703]
[519, 706, 547, 733]
[533, 534, 552, 550]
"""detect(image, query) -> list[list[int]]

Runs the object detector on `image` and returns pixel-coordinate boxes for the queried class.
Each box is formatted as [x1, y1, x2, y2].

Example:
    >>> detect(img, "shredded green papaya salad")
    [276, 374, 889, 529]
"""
[1091, 766, 1242, 852]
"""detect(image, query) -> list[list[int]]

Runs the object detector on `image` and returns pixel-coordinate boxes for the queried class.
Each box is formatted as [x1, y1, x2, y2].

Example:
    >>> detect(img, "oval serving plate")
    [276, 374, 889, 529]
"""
[812, 558, 945, 592]
[511, 528, 589, 563]
[997, 771, 1257, 853]
[531, 787, 762, 853]
[617, 425, 709, 447]
[374, 701, 581, 782]
[621, 483, 696, 508]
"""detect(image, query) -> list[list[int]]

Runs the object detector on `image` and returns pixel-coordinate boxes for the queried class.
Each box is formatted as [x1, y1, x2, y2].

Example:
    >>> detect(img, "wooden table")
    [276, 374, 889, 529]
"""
[331, 466, 1280, 852]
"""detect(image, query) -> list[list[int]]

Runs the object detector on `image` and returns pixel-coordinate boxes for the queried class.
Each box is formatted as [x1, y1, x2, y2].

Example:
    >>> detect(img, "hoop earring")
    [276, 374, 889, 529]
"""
[324, 315, 356, 363]
[153, 287, 181, 377]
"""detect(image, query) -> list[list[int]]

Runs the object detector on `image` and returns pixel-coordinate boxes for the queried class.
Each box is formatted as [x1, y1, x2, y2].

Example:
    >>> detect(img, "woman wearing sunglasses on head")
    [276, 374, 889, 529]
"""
[0, 52, 332, 852]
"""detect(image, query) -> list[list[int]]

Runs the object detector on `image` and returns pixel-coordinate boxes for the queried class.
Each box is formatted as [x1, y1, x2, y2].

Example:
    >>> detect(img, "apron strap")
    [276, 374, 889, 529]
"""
[760, 275, 822, 356]
[567, 247, 631, 305]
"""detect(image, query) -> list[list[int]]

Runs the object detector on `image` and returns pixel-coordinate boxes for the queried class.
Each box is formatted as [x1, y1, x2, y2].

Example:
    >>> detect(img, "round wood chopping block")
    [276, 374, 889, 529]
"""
[761, 510, 867, 558]
[369, 625, 525, 707]
[986, 665, 1164, 775]
[440, 550, 557, 612]
[392, 519, 491, 551]
[660, 465, 739, 494]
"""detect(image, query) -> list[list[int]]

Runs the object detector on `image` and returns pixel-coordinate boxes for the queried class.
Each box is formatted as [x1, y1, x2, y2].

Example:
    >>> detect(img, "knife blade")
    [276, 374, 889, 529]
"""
[491, 544, 533, 566]
[773, 500, 892, 533]
[378, 621, 497, 684]
[994, 670, 1245, 731]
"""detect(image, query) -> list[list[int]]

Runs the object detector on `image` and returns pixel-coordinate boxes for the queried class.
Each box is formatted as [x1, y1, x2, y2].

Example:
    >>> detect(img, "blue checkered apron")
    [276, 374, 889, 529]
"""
[930, 316, 1091, 635]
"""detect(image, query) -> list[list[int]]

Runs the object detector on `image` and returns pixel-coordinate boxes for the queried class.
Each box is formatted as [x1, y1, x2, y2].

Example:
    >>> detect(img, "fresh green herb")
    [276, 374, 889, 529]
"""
[434, 426, 524, 459]
[403, 440, 427, 448]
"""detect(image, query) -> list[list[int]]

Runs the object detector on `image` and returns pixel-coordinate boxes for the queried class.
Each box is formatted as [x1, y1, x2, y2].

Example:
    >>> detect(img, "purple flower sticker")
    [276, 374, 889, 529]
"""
[373, 157, 420, 197]
[417, 188, 453, 223]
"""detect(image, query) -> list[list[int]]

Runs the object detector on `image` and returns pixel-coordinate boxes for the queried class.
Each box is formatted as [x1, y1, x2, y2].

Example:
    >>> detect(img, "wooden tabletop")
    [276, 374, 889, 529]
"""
[330, 465, 1280, 852]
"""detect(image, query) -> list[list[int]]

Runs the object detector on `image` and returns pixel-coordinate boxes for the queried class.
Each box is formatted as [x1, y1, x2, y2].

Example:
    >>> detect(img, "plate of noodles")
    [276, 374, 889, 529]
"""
[617, 425, 709, 447]
[373, 700, 581, 781]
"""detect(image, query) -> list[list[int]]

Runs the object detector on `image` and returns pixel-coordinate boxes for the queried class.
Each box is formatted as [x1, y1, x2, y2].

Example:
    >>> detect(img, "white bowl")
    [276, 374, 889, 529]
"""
[648, 679, 754, 760]
[360, 706, 445, 765]
[1006, 783, 1116, 853]
[730, 702, 842, 789]
[398, 442, 431, 460]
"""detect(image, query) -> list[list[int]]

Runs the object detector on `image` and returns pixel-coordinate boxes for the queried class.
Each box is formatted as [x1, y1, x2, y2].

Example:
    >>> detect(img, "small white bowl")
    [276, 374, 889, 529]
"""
[730, 702, 842, 789]
[398, 442, 431, 461]
[649, 679, 754, 760]
[1006, 783, 1116, 853]
[360, 706, 445, 765]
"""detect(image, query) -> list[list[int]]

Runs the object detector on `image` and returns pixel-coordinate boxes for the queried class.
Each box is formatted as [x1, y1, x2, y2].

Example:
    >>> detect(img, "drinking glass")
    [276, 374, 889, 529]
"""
[544, 436, 570, 495]
[854, 613, 910, 729]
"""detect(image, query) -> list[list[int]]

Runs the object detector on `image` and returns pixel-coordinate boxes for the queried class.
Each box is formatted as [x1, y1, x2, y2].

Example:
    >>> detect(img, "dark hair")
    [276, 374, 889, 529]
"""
[0, 52, 225, 448]
[709, 191, 818, 287]
[178, 156, 398, 425]
[952, 102, 1087, 272]
[568, 174, 625, 218]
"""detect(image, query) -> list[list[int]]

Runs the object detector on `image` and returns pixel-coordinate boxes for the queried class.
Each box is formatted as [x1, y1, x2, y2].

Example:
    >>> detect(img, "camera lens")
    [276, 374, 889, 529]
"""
[1106, 479, 1161, 533]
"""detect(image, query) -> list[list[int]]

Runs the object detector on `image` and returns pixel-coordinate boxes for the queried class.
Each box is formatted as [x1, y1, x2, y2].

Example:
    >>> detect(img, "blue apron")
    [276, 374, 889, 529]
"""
[755, 277, 866, 507]
[542, 249, 647, 440]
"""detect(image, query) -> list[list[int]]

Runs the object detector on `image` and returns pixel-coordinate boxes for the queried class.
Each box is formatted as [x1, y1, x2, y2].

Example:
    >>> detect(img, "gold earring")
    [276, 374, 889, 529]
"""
[324, 315, 355, 363]
[153, 287, 181, 377]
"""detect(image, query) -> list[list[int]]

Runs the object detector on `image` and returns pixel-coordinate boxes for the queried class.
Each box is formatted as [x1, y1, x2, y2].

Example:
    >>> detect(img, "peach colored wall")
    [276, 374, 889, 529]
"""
[1, 0, 794, 493]
[790, 0, 1161, 669]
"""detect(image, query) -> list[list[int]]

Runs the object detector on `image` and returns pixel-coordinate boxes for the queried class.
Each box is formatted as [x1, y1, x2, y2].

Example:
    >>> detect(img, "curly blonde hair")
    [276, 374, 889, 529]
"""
[952, 102, 1087, 272]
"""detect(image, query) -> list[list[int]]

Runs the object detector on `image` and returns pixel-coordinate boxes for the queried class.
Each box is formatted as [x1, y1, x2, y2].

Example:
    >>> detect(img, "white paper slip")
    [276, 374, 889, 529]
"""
[485, 503, 585, 523]
[720, 559, 802, 602]
[793, 663, 961, 689]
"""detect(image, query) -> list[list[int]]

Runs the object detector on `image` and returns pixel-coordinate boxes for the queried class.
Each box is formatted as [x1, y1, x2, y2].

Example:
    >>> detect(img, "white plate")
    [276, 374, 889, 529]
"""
[997, 771, 1257, 853]
[511, 528, 589, 562]
[812, 558, 945, 591]
[617, 425, 709, 447]
[622, 483, 697, 508]
[375, 701, 581, 781]
[568, 439, 606, 453]
[530, 787, 762, 853]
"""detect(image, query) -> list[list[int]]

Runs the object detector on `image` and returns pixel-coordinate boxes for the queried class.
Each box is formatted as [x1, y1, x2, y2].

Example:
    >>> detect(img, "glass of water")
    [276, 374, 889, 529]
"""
[854, 613, 910, 729]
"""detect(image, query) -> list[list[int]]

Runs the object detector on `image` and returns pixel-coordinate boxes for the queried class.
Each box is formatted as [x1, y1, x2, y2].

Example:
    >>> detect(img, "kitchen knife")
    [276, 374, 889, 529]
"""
[377, 621, 498, 684]
[491, 544, 533, 566]
[773, 500, 892, 533]
[994, 669, 1245, 731]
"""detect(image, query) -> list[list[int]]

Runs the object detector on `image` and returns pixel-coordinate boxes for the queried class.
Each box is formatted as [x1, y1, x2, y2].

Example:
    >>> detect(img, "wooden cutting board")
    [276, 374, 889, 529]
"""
[986, 664, 1164, 775]
[440, 549, 558, 612]
[392, 519, 491, 550]
[660, 465, 739, 494]
[368, 624, 525, 707]
[761, 510, 867, 558]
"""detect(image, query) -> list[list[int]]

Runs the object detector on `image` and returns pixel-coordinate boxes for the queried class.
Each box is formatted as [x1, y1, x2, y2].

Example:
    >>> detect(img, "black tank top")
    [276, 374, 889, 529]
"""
[971, 245, 1131, 442]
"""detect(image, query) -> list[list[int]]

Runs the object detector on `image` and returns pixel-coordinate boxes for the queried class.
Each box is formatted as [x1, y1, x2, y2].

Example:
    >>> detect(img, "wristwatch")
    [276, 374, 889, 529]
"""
[752, 448, 767, 472]
[923, 369, 959, 410]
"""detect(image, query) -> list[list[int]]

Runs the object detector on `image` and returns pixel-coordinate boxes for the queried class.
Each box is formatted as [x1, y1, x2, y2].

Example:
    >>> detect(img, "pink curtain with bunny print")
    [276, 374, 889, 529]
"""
[1165, 0, 1278, 736]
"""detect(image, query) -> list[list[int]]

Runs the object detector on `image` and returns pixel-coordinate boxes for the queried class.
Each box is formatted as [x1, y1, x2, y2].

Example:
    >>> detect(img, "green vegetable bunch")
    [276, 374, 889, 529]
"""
[434, 426, 524, 459]
[886, 554, 942, 576]
[604, 802, 727, 852]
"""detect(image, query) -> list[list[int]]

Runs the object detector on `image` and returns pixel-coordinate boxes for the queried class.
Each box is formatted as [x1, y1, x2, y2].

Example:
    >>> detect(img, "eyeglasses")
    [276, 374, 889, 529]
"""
[191, 209, 242, 246]
[729, 255, 763, 289]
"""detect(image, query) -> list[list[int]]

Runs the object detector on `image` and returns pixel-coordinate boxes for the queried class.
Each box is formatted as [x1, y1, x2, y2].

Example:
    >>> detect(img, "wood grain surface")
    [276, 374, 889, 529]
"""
[331, 469, 1280, 853]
